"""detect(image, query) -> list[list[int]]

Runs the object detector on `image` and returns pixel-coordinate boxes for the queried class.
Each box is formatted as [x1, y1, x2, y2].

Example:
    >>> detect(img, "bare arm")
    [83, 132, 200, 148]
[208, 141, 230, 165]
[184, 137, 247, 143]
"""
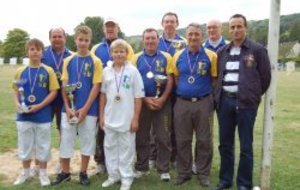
[99, 93, 106, 129]
[130, 97, 142, 132]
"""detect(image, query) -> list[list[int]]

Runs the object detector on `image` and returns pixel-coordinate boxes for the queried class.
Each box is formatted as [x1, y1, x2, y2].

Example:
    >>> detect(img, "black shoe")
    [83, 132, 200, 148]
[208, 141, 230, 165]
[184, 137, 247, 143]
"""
[199, 178, 210, 187]
[174, 176, 191, 185]
[79, 172, 90, 186]
[51, 172, 71, 185]
[238, 186, 251, 190]
[214, 183, 232, 190]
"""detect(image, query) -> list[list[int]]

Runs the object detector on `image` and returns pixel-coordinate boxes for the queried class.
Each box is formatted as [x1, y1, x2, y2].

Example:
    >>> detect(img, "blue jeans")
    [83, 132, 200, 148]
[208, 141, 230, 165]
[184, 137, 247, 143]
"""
[216, 96, 257, 188]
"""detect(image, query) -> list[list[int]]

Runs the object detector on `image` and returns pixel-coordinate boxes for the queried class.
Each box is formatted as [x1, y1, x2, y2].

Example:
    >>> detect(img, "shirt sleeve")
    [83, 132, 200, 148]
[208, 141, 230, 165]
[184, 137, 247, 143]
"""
[12, 66, 25, 90]
[47, 66, 60, 91]
[162, 51, 174, 75]
[61, 55, 74, 82]
[100, 70, 107, 93]
[133, 68, 145, 98]
[208, 50, 218, 78]
[92, 56, 103, 84]
[172, 51, 182, 77]
[126, 42, 135, 61]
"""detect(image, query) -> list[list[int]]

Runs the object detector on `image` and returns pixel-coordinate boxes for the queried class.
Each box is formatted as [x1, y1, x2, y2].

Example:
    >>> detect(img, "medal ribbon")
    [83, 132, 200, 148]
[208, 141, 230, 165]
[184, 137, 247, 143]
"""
[161, 35, 173, 53]
[186, 48, 200, 76]
[28, 66, 41, 94]
[76, 56, 87, 83]
[114, 64, 125, 96]
[142, 52, 158, 73]
[50, 48, 65, 72]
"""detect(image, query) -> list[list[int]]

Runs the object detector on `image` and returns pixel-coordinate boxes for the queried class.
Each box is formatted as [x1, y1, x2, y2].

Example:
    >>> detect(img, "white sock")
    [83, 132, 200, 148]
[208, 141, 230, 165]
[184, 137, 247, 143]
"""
[39, 169, 47, 176]
[24, 168, 30, 176]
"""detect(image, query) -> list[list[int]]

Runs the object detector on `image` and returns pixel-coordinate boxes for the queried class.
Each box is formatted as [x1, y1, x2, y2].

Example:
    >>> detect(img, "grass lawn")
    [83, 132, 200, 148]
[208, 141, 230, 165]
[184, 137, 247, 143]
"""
[0, 65, 299, 190]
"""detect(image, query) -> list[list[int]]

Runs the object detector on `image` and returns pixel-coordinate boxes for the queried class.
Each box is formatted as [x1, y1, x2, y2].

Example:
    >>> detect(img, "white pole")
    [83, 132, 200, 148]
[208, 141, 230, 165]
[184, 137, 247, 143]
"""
[261, 0, 280, 189]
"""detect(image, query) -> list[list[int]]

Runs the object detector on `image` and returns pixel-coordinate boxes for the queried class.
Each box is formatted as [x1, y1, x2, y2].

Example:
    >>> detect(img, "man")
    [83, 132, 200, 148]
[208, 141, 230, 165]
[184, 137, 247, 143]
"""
[153, 12, 185, 169]
[214, 14, 271, 190]
[132, 28, 173, 181]
[203, 19, 228, 52]
[173, 23, 217, 187]
[41, 27, 72, 174]
[91, 18, 134, 174]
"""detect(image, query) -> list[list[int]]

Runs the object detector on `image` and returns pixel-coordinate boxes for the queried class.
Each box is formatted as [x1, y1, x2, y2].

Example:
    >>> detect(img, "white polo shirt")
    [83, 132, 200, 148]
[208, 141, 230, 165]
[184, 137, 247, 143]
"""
[101, 61, 145, 132]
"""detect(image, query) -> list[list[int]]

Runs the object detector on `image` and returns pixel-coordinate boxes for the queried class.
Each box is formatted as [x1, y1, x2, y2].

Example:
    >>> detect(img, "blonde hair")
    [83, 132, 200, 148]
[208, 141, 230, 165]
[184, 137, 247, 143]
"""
[74, 25, 92, 39]
[110, 39, 129, 54]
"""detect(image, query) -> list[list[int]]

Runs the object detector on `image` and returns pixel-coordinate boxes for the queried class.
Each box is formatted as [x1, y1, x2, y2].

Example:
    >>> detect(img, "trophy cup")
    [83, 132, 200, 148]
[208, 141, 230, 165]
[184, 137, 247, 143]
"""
[13, 79, 29, 113]
[171, 39, 186, 51]
[154, 74, 168, 98]
[65, 84, 79, 124]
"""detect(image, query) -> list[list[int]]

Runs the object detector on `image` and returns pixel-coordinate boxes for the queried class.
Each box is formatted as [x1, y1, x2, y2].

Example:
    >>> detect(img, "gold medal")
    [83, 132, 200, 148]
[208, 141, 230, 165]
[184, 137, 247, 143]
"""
[28, 94, 36, 103]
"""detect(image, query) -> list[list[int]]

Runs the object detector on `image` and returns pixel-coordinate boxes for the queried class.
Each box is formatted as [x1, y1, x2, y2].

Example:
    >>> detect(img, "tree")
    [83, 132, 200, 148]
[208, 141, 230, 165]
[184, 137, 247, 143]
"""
[289, 22, 300, 42]
[65, 33, 76, 51]
[79, 16, 105, 46]
[2, 28, 29, 63]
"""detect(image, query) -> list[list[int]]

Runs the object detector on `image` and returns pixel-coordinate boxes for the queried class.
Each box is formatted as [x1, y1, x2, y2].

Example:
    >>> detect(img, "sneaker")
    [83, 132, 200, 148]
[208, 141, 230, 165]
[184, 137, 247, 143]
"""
[79, 172, 90, 186]
[54, 163, 62, 174]
[149, 160, 155, 170]
[51, 172, 71, 185]
[96, 164, 106, 174]
[192, 163, 198, 175]
[102, 178, 120, 187]
[39, 173, 50, 186]
[160, 173, 171, 182]
[30, 166, 39, 177]
[14, 171, 30, 185]
[120, 182, 132, 190]
[133, 170, 149, 179]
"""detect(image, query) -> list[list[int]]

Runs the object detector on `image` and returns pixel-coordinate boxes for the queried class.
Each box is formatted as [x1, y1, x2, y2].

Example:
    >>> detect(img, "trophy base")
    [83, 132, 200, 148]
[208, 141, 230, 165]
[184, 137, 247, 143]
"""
[69, 117, 79, 125]
[19, 105, 30, 113]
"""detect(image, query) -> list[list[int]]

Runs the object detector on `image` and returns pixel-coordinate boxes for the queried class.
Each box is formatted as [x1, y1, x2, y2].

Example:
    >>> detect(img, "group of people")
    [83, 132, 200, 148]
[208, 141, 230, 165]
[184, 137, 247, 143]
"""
[12, 12, 271, 190]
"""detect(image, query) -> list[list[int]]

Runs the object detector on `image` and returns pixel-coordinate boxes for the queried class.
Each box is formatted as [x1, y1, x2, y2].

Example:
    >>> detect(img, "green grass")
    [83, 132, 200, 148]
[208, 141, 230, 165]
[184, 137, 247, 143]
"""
[0, 65, 299, 189]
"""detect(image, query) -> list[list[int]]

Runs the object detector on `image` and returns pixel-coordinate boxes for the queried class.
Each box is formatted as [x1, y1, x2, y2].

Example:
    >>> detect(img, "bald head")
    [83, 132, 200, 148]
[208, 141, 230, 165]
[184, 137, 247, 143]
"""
[49, 27, 66, 52]
[206, 19, 222, 41]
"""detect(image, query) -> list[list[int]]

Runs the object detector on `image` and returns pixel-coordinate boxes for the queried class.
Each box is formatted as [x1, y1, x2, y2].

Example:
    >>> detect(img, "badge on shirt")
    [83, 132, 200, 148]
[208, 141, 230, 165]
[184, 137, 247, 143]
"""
[198, 61, 207, 75]
[244, 54, 255, 68]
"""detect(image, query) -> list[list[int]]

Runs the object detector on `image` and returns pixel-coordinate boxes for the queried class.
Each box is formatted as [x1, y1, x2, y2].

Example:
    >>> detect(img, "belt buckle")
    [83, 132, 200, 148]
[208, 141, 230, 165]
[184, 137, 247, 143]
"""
[191, 97, 198, 102]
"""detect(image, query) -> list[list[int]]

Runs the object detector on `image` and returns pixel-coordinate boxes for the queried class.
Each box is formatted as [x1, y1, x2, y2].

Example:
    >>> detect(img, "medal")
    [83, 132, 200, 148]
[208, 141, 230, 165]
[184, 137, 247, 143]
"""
[76, 82, 82, 89]
[28, 94, 36, 103]
[188, 76, 195, 84]
[146, 71, 154, 79]
[115, 95, 121, 102]
[56, 71, 62, 79]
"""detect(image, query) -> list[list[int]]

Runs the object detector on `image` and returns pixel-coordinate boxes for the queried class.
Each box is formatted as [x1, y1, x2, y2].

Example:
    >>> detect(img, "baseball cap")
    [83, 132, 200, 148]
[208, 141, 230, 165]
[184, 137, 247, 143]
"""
[104, 17, 118, 25]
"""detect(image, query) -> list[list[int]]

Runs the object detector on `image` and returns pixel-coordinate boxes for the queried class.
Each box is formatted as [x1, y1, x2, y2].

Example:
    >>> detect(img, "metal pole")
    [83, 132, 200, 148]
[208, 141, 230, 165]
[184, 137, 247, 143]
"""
[261, 0, 280, 189]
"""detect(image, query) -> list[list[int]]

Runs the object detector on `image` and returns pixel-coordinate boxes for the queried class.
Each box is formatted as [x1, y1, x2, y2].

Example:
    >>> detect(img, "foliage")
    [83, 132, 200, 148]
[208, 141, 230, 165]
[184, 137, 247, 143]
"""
[1, 29, 29, 63]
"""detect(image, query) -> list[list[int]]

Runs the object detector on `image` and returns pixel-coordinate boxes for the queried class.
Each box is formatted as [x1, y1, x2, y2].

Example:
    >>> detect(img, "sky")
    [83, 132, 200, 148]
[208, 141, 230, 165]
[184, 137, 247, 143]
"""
[0, 0, 298, 46]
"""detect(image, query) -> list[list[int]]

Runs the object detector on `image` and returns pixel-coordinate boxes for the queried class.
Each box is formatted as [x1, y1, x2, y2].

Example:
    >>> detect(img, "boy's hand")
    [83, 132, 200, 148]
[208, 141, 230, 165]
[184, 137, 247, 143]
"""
[130, 118, 139, 132]
[15, 103, 23, 113]
[76, 107, 88, 124]
[66, 107, 76, 121]
[27, 104, 42, 113]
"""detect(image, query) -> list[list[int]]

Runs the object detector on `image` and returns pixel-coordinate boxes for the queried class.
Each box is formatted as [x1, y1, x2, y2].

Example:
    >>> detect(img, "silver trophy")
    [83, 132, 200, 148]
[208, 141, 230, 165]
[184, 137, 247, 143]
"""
[65, 84, 79, 124]
[154, 74, 168, 98]
[13, 79, 29, 113]
[171, 39, 186, 51]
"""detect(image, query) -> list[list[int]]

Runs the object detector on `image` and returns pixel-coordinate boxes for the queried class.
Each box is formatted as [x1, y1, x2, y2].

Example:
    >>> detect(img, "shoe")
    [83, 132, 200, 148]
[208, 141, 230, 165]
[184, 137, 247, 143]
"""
[238, 186, 251, 190]
[51, 172, 71, 185]
[199, 178, 210, 187]
[134, 170, 149, 179]
[54, 163, 62, 174]
[120, 182, 132, 190]
[214, 183, 232, 190]
[192, 163, 198, 175]
[39, 173, 50, 186]
[102, 178, 120, 187]
[79, 172, 90, 186]
[149, 160, 156, 170]
[96, 164, 106, 174]
[174, 176, 191, 185]
[30, 166, 39, 177]
[160, 173, 171, 182]
[14, 171, 30, 185]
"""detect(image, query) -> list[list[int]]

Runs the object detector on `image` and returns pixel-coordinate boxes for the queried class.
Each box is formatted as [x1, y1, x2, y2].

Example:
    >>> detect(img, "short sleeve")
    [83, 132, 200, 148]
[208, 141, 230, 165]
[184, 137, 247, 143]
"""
[92, 55, 103, 84]
[133, 68, 145, 98]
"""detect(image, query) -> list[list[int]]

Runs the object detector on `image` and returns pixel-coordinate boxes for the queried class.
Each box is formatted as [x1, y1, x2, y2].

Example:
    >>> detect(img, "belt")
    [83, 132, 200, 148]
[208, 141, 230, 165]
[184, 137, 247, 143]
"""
[223, 91, 237, 98]
[178, 94, 210, 102]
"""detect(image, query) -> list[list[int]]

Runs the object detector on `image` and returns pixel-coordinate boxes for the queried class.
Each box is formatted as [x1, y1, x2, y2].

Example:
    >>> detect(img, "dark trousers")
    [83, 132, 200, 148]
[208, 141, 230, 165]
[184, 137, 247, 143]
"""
[217, 95, 257, 188]
[174, 96, 213, 180]
[94, 127, 105, 165]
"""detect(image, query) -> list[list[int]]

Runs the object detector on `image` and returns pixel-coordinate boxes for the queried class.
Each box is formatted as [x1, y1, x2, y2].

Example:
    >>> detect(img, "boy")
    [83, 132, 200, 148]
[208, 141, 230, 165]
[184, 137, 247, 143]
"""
[100, 39, 144, 190]
[51, 25, 102, 186]
[13, 38, 59, 186]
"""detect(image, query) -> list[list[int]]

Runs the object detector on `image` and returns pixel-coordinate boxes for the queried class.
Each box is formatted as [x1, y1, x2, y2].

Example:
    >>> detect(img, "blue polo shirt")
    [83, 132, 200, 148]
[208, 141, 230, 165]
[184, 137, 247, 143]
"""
[13, 64, 60, 123]
[173, 46, 217, 98]
[158, 33, 185, 56]
[203, 37, 227, 52]
[132, 50, 173, 97]
[61, 53, 102, 116]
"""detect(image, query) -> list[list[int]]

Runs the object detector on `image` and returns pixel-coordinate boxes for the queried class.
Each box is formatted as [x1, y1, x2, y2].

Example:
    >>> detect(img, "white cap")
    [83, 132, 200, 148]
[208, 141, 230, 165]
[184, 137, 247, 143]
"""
[104, 17, 118, 25]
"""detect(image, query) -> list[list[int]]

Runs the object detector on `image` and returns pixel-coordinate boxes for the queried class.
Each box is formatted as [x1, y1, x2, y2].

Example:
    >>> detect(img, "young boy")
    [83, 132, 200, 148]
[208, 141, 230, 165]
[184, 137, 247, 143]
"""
[51, 25, 102, 186]
[13, 38, 59, 186]
[100, 39, 144, 190]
